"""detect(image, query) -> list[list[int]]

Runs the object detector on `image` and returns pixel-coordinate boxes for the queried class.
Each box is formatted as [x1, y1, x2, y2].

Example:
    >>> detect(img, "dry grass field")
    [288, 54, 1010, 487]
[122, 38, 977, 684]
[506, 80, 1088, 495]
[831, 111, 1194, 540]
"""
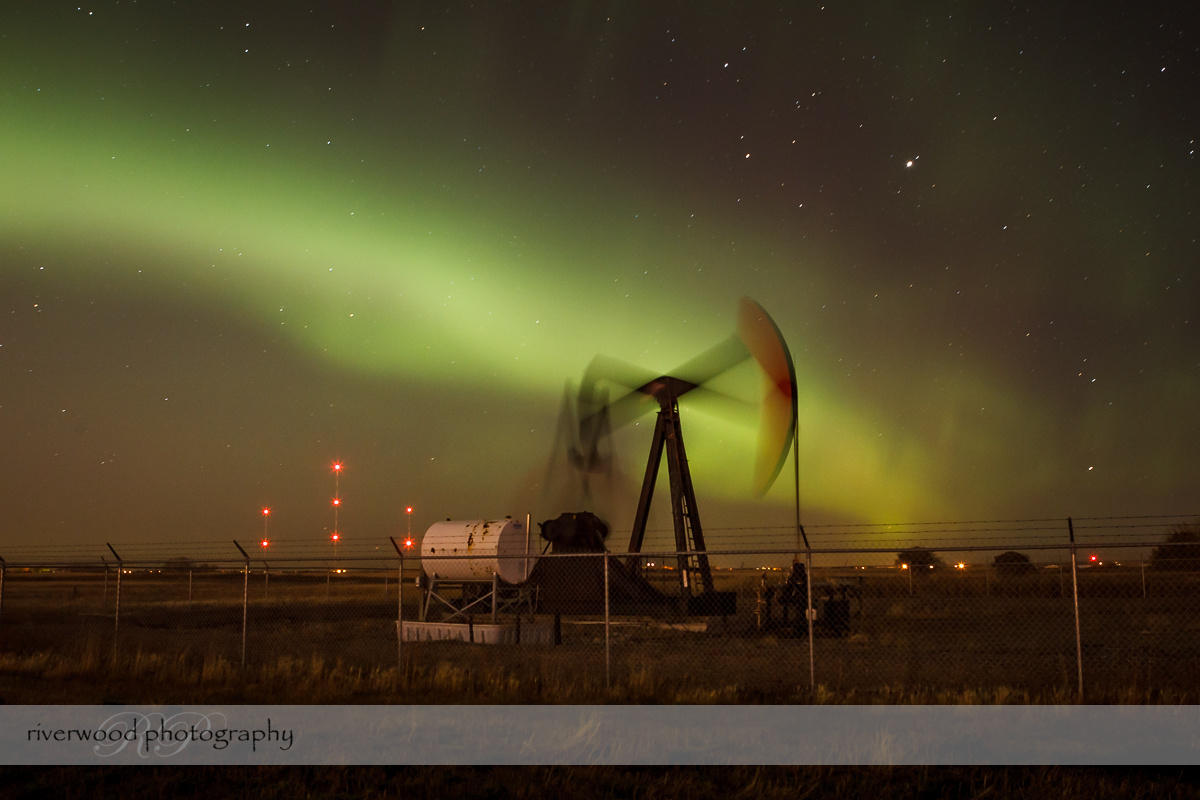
[4, 568, 1199, 797]
[3, 764, 1200, 800]
[3, 565, 1200, 704]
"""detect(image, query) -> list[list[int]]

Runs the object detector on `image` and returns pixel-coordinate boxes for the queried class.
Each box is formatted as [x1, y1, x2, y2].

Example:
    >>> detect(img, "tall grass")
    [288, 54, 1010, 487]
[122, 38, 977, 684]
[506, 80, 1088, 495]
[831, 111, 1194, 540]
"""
[3, 764, 1199, 799]
[2, 641, 1197, 705]
[5, 569, 1200, 704]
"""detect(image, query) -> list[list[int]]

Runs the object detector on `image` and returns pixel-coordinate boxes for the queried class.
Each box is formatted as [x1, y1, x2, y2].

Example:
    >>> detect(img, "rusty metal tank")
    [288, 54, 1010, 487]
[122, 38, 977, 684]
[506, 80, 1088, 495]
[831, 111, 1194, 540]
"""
[421, 518, 535, 584]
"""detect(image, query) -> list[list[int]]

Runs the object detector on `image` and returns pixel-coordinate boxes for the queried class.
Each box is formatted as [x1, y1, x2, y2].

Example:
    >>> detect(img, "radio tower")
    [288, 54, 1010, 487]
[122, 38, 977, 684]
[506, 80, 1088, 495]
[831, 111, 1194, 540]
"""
[331, 461, 343, 560]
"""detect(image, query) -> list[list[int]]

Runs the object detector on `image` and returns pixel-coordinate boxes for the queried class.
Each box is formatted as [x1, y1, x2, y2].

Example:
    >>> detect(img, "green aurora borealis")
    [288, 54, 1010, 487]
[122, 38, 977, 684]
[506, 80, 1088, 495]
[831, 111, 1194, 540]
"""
[1, 3, 1197, 553]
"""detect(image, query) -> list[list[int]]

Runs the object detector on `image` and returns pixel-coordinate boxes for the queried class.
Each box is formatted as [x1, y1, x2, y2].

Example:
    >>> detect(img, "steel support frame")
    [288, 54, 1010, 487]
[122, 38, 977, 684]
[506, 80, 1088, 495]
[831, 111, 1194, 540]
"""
[625, 397, 714, 599]
[419, 575, 534, 623]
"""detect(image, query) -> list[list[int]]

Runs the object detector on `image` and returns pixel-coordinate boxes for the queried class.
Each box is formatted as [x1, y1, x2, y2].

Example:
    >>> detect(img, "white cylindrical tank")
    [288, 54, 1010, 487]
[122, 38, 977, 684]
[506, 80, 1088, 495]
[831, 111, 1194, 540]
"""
[421, 518, 535, 584]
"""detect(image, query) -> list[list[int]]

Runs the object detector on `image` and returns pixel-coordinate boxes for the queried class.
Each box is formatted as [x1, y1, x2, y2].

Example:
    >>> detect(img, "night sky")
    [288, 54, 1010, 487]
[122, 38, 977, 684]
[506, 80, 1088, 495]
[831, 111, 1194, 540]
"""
[1, 2, 1196, 559]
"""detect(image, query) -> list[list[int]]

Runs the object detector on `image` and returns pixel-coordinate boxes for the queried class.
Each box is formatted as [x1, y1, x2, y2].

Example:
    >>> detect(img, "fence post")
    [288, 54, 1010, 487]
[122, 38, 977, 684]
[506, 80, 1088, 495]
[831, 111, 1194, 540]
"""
[107, 544, 123, 660]
[1068, 518, 1083, 701]
[604, 551, 611, 690]
[403, 554, 408, 681]
[389, 537, 405, 682]
[798, 526, 814, 690]
[0, 556, 5, 623]
[1141, 562, 1146, 598]
[233, 540, 249, 669]
[793, 427, 816, 689]
[417, 571, 425, 622]
[102, 557, 109, 606]
[189, 568, 193, 603]
[492, 572, 499, 625]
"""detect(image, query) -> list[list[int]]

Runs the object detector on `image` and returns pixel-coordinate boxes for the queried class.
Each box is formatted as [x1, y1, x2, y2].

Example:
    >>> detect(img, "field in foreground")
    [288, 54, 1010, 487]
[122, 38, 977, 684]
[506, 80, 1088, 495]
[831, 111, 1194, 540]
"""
[2, 765, 1199, 800]
[1, 643, 1197, 705]
[4, 573, 1198, 796]
[4, 567, 1200, 703]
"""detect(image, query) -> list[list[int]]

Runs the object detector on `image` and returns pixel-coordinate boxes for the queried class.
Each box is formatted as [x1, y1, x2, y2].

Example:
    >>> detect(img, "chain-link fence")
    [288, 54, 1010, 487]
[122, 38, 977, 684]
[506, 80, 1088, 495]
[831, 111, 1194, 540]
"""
[0, 559, 406, 674]
[2, 518, 1199, 700]
[403, 541, 1200, 699]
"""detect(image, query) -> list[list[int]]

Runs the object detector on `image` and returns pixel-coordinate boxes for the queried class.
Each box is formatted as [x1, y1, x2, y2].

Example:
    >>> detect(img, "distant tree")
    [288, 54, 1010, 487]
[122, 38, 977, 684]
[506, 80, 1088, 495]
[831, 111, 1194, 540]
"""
[993, 550, 1035, 576]
[159, 557, 217, 572]
[895, 547, 943, 573]
[1149, 525, 1200, 571]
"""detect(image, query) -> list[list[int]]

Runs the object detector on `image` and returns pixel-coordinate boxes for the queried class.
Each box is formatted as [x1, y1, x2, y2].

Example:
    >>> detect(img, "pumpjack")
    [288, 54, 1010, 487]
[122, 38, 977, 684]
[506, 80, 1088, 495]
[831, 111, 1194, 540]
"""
[555, 297, 798, 615]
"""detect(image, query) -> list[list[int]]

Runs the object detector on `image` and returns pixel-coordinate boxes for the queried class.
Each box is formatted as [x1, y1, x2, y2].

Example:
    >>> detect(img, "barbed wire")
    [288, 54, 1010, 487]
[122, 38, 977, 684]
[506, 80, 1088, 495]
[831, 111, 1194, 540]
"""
[1, 514, 1194, 564]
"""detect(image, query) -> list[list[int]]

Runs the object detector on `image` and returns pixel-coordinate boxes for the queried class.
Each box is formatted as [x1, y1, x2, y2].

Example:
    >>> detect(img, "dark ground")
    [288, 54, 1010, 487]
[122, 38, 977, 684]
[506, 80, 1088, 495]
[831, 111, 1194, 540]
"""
[2, 766, 1200, 799]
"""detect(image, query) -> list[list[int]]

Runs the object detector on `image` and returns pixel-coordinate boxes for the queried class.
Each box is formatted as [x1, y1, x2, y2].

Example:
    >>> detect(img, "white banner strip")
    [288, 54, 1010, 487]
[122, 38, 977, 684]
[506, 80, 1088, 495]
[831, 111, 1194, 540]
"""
[2, 705, 1197, 765]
